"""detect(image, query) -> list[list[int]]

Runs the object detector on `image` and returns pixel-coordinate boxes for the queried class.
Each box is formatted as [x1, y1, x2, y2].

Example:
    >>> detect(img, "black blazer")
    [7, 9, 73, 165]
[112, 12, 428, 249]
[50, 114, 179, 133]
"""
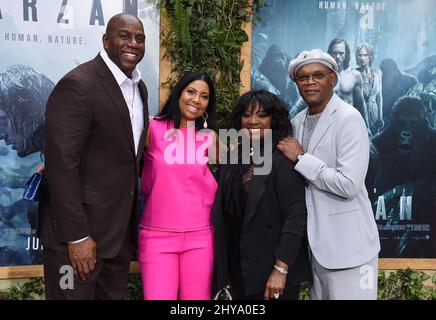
[38, 55, 149, 258]
[212, 148, 311, 296]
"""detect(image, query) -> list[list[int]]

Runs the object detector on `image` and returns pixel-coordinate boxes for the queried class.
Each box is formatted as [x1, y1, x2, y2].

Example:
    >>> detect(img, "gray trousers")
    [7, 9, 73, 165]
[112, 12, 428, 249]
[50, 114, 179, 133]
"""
[310, 252, 378, 300]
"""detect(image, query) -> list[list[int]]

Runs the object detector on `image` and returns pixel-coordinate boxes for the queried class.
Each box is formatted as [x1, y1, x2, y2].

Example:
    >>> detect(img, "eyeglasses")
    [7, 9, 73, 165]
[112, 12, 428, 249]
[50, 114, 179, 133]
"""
[295, 70, 333, 83]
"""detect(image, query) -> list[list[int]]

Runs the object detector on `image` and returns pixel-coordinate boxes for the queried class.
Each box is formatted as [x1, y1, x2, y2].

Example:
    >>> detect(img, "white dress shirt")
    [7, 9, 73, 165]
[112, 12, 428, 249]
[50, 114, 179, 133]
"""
[100, 50, 144, 155]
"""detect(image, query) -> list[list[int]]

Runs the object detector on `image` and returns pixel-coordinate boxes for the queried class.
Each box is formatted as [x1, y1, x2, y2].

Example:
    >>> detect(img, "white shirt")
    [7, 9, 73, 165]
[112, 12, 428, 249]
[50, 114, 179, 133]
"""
[100, 50, 144, 156]
[69, 51, 145, 244]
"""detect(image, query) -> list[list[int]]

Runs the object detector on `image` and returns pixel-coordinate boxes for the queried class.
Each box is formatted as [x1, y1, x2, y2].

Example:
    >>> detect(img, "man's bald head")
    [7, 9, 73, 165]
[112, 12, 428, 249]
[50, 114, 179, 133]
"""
[103, 13, 145, 76]
[106, 13, 143, 36]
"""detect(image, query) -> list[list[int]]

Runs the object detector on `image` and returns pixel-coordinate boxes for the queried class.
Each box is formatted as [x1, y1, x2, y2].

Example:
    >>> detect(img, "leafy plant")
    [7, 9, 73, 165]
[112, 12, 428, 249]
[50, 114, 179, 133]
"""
[377, 269, 436, 300]
[298, 281, 310, 300]
[155, 0, 253, 129]
[0, 277, 44, 300]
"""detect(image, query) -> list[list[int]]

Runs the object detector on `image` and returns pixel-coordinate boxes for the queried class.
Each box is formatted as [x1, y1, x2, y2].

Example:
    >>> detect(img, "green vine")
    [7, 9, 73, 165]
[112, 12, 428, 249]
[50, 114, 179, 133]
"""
[155, 0, 253, 129]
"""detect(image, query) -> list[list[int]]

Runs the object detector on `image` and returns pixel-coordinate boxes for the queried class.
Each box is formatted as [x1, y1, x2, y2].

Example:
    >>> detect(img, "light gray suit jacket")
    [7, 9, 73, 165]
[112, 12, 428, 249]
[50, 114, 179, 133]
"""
[292, 94, 380, 269]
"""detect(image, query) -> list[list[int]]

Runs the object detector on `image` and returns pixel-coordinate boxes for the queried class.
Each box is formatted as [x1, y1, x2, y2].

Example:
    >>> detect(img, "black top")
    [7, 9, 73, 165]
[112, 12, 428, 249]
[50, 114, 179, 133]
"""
[212, 148, 312, 297]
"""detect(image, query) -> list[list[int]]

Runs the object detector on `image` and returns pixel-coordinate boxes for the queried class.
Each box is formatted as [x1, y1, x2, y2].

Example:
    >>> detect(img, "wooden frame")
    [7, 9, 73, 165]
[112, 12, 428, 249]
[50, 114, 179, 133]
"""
[1, 259, 436, 280]
[1, 7, 435, 281]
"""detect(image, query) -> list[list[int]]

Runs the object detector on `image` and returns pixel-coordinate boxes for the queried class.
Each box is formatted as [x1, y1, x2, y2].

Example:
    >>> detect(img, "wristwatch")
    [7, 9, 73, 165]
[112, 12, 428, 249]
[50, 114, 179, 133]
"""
[296, 153, 304, 162]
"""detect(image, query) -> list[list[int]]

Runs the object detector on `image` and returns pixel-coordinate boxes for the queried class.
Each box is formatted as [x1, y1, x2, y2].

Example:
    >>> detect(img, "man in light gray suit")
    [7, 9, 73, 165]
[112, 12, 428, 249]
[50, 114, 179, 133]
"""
[277, 49, 380, 300]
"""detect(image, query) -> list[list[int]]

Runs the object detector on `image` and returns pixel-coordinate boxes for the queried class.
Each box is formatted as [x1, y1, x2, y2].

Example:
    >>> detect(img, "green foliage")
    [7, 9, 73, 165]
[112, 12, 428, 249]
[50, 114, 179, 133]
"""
[298, 281, 310, 300]
[0, 278, 44, 300]
[377, 269, 436, 300]
[174, 0, 191, 58]
[155, 0, 253, 129]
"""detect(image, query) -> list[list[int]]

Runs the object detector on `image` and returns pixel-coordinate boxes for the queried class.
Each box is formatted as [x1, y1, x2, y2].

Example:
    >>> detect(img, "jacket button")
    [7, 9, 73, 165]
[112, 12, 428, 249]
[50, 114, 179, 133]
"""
[129, 191, 135, 196]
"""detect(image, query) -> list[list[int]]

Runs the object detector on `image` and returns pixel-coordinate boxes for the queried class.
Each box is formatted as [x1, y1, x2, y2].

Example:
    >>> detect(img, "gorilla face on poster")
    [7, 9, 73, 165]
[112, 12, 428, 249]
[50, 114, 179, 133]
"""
[368, 97, 436, 257]
[0, 65, 54, 265]
[372, 97, 436, 193]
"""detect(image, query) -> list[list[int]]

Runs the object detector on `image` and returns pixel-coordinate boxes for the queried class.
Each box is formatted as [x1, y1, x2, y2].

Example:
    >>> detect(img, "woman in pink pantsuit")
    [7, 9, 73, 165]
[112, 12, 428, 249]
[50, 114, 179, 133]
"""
[138, 72, 218, 300]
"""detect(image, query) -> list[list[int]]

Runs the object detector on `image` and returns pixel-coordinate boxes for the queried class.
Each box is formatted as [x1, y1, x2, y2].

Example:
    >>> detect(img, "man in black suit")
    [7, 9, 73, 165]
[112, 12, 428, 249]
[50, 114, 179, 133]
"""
[39, 13, 149, 299]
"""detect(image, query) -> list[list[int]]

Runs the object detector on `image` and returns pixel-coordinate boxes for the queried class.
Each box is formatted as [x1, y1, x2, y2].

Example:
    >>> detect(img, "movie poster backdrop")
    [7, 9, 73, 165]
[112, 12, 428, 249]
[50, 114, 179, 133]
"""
[251, 0, 436, 258]
[0, 0, 160, 266]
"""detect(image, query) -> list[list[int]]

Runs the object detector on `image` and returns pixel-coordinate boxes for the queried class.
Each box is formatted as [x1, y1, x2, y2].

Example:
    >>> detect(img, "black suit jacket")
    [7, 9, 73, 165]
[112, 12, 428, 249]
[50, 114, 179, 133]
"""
[212, 149, 311, 296]
[38, 54, 149, 258]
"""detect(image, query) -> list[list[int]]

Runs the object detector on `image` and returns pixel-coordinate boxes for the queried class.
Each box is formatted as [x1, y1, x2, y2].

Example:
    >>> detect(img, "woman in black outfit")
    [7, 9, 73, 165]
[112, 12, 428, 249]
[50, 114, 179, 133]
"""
[212, 90, 311, 300]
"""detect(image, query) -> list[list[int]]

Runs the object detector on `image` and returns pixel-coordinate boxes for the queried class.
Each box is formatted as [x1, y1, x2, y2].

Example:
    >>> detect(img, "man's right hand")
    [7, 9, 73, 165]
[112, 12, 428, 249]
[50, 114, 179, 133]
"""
[277, 137, 304, 162]
[67, 237, 96, 280]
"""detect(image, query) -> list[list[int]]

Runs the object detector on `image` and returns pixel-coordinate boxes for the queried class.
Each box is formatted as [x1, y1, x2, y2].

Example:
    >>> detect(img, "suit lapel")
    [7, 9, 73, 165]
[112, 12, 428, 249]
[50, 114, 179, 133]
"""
[136, 80, 149, 161]
[295, 109, 306, 143]
[242, 150, 275, 230]
[95, 55, 135, 155]
[307, 95, 338, 153]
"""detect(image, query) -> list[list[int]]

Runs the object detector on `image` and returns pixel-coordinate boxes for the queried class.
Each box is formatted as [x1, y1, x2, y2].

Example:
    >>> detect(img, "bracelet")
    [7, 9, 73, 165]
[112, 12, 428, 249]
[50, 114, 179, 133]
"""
[274, 264, 288, 275]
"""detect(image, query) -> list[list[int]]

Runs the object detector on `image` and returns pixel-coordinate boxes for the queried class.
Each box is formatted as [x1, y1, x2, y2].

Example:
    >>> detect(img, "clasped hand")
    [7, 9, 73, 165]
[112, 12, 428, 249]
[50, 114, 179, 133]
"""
[264, 268, 287, 300]
[68, 237, 96, 280]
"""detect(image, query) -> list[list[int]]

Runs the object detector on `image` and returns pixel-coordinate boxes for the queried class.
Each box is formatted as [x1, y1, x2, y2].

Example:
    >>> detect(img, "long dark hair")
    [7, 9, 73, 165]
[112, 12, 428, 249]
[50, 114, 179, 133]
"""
[156, 71, 217, 131]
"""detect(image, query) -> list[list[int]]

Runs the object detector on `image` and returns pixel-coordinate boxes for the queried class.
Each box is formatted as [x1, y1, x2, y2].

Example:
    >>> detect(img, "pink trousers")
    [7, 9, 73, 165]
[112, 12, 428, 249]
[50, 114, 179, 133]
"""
[137, 227, 214, 300]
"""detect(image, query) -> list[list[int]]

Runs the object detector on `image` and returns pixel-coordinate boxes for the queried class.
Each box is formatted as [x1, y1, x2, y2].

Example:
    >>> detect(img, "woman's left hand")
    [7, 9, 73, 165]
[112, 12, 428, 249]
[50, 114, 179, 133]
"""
[263, 268, 287, 300]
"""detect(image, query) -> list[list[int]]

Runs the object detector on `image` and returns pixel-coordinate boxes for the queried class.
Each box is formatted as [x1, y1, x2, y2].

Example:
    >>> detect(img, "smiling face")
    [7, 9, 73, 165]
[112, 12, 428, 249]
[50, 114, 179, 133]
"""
[240, 102, 272, 141]
[178, 80, 210, 127]
[103, 14, 145, 76]
[295, 63, 336, 112]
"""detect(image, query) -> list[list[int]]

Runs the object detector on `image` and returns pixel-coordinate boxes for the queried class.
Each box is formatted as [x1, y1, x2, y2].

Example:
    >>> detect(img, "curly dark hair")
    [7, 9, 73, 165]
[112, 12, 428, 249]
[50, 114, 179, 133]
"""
[229, 89, 292, 143]
[222, 90, 292, 218]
